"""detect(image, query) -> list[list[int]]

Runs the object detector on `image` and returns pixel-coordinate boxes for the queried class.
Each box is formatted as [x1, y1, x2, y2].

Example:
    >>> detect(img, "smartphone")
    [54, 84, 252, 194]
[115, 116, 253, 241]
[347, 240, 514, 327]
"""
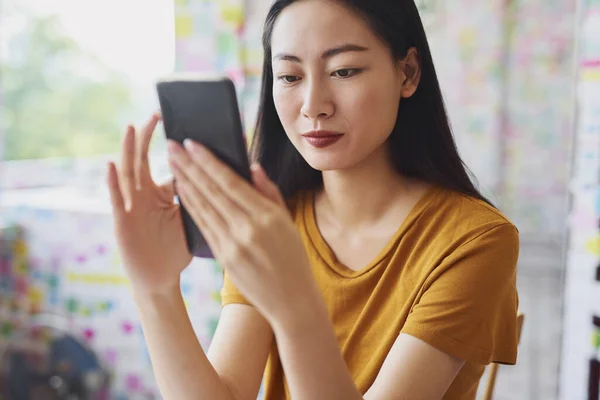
[156, 74, 251, 258]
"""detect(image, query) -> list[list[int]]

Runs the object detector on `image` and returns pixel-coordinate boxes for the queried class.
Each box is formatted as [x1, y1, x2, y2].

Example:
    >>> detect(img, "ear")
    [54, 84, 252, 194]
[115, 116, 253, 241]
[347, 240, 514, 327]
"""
[398, 47, 421, 99]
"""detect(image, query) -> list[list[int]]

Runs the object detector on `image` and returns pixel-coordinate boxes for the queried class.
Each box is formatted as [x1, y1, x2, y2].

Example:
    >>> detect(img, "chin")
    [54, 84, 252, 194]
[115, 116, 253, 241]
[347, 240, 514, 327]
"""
[303, 154, 355, 172]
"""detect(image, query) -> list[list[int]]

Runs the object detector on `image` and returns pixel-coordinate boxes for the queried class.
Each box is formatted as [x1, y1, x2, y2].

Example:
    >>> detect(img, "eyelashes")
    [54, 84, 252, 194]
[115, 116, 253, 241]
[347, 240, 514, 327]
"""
[276, 68, 364, 85]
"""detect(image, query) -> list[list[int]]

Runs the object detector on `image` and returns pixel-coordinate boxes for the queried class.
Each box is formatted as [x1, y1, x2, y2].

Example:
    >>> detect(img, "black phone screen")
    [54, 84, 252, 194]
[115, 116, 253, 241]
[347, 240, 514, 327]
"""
[156, 75, 251, 258]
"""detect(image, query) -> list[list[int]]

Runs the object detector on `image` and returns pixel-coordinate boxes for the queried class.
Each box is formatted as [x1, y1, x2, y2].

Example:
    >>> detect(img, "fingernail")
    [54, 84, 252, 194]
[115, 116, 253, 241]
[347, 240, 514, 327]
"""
[251, 163, 260, 172]
[184, 139, 208, 156]
[183, 139, 195, 151]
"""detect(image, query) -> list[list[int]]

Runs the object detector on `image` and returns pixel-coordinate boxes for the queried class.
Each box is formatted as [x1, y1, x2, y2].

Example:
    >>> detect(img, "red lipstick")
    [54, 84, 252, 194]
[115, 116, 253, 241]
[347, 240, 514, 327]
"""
[301, 130, 344, 148]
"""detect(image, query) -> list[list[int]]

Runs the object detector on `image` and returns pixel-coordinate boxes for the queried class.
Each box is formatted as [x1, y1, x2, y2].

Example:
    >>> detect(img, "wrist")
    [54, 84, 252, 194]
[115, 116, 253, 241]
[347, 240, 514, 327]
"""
[132, 281, 182, 307]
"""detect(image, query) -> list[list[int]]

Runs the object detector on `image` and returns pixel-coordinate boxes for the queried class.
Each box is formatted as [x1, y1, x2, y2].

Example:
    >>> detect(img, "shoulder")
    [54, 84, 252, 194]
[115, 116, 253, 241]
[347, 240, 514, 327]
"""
[411, 188, 519, 304]
[422, 187, 519, 252]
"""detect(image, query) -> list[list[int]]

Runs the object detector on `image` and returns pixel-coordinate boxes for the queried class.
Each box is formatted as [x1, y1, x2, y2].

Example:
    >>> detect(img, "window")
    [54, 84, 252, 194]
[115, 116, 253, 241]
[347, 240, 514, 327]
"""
[0, 0, 175, 162]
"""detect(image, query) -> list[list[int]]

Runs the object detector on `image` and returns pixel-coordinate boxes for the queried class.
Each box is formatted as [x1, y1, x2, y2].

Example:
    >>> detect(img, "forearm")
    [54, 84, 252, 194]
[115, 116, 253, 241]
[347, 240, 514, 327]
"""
[271, 289, 363, 400]
[133, 285, 234, 400]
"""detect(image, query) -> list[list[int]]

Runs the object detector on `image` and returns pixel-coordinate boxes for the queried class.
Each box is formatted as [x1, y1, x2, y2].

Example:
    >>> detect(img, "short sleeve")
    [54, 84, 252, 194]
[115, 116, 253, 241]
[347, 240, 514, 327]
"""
[401, 223, 520, 365]
[220, 270, 252, 307]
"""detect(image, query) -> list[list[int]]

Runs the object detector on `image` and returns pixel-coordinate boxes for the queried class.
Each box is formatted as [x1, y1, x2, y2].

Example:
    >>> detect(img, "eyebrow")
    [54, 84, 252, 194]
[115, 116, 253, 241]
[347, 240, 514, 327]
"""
[273, 43, 369, 63]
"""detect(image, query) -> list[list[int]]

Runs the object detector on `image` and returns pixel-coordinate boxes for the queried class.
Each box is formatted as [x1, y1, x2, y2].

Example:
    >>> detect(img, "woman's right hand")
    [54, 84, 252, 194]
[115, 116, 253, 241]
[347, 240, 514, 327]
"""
[107, 113, 192, 296]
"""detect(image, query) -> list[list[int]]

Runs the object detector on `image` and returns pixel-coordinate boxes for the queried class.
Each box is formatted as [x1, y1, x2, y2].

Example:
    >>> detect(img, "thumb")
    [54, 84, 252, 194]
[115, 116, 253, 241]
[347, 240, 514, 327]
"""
[251, 163, 286, 208]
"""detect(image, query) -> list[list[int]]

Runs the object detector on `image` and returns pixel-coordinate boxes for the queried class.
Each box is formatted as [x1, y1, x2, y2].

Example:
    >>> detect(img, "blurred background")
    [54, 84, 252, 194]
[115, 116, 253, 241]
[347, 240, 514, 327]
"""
[0, 0, 598, 399]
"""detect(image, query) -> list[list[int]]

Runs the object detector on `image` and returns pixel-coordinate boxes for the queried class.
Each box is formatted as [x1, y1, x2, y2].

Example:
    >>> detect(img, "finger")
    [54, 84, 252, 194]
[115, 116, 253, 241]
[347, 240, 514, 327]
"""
[107, 162, 126, 218]
[119, 125, 136, 209]
[154, 176, 176, 205]
[251, 163, 286, 208]
[182, 139, 269, 214]
[169, 140, 247, 224]
[135, 113, 161, 190]
[157, 176, 176, 199]
[172, 163, 226, 255]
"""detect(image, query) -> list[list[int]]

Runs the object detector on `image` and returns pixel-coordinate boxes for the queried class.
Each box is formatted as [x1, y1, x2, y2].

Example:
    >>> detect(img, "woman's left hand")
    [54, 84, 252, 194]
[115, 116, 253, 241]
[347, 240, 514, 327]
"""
[167, 139, 318, 325]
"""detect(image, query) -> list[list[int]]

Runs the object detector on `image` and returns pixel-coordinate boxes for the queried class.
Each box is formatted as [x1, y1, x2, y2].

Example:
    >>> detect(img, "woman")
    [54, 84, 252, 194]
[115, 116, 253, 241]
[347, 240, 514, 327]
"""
[106, 0, 520, 399]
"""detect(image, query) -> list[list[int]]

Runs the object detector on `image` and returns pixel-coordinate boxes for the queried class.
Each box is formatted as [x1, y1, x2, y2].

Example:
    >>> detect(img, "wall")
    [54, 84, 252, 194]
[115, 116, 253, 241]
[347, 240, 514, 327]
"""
[561, 0, 600, 399]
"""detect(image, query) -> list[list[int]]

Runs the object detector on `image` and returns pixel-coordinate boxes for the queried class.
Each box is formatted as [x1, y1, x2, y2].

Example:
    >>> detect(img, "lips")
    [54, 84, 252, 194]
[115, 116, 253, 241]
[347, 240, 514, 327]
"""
[301, 130, 344, 149]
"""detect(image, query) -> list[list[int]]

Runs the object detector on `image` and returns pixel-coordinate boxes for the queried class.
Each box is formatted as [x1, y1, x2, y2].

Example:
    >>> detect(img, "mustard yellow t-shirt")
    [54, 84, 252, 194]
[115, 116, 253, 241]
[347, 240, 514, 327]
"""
[221, 185, 520, 400]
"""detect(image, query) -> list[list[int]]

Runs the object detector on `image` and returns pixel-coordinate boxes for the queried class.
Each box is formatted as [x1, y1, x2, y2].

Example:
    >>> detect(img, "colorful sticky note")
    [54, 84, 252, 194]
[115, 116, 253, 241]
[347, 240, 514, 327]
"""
[66, 272, 129, 285]
[82, 328, 96, 342]
[15, 260, 28, 275]
[28, 287, 44, 305]
[50, 256, 62, 271]
[104, 349, 119, 366]
[30, 257, 41, 269]
[583, 69, 600, 81]
[226, 67, 245, 84]
[14, 240, 27, 257]
[48, 274, 59, 289]
[125, 373, 142, 392]
[585, 234, 600, 256]
[49, 293, 59, 306]
[15, 277, 28, 296]
[212, 261, 223, 275]
[96, 244, 107, 255]
[1, 321, 13, 338]
[210, 291, 221, 303]
[98, 301, 113, 312]
[175, 15, 194, 38]
[181, 282, 193, 296]
[121, 321, 135, 335]
[66, 297, 79, 314]
[0, 259, 9, 275]
[217, 32, 237, 53]
[220, 4, 244, 26]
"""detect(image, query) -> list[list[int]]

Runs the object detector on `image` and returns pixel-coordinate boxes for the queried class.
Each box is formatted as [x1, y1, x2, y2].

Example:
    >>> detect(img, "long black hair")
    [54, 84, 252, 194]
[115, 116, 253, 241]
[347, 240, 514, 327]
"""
[250, 0, 493, 206]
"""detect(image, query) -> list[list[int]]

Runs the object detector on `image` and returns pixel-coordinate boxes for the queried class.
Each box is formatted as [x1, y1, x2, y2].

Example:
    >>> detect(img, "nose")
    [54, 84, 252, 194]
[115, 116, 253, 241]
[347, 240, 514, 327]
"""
[301, 80, 334, 120]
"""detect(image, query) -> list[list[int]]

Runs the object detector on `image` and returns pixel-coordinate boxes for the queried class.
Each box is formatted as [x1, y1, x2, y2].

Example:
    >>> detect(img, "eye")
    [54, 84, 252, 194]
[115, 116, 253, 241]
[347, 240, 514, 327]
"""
[332, 68, 361, 78]
[278, 75, 301, 84]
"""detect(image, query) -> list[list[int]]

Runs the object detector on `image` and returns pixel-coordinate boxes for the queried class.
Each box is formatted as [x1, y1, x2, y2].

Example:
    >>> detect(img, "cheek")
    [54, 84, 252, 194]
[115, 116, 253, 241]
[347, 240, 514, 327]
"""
[344, 83, 400, 136]
[273, 89, 299, 128]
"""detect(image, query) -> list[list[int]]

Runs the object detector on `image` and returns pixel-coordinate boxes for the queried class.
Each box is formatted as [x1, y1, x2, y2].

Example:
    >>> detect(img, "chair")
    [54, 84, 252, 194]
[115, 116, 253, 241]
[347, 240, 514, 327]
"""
[482, 313, 525, 400]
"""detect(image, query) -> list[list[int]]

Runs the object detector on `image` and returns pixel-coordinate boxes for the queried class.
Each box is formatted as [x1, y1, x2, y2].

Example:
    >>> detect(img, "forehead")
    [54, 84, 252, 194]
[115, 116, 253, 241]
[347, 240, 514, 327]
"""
[270, 0, 379, 55]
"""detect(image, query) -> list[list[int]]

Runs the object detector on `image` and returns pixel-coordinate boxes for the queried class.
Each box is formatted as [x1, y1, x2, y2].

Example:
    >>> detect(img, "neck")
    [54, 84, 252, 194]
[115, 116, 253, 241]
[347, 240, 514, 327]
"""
[316, 146, 418, 229]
